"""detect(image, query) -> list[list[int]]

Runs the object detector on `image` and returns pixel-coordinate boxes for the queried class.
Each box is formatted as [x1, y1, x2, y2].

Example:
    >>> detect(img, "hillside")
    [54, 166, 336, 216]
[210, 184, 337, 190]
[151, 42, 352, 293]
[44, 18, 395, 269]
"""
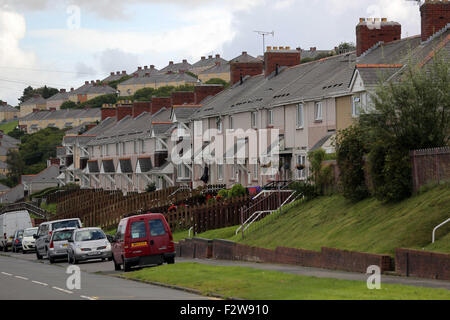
[186, 185, 450, 255]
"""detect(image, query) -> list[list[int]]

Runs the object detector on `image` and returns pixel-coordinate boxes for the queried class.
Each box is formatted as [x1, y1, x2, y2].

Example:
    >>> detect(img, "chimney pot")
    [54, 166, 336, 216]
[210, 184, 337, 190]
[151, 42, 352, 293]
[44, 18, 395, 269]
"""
[215, 54, 220, 58]
[182, 59, 187, 63]
[150, 65, 155, 69]
[85, 81, 89, 85]
[242, 51, 247, 55]
[169, 61, 174, 65]
[201, 56, 205, 60]
[138, 66, 142, 70]
[71, 88, 74, 91]
[122, 70, 126, 74]
[208, 55, 213, 59]
[60, 89, 66, 93]
[144, 66, 148, 69]
[116, 71, 120, 75]
[111, 72, 115, 75]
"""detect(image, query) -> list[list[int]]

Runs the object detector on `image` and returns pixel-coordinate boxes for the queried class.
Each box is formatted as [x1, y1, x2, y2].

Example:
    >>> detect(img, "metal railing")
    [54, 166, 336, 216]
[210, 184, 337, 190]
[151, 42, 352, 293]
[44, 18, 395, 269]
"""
[432, 218, 450, 243]
[0, 202, 49, 219]
[236, 190, 298, 236]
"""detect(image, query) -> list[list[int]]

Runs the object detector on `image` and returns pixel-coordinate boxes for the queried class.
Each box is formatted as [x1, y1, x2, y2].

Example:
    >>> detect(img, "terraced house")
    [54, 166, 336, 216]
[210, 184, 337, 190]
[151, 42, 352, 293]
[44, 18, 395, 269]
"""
[19, 108, 101, 133]
[68, 80, 117, 104]
[54, 0, 449, 193]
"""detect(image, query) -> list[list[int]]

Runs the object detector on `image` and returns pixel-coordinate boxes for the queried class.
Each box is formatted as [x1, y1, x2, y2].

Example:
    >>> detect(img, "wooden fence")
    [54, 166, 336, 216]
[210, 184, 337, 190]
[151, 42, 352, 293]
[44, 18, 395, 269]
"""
[411, 147, 450, 192]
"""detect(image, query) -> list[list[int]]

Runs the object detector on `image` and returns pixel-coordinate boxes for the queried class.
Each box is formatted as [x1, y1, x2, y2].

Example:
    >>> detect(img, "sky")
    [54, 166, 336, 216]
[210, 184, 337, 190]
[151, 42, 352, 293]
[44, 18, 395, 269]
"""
[0, 0, 424, 105]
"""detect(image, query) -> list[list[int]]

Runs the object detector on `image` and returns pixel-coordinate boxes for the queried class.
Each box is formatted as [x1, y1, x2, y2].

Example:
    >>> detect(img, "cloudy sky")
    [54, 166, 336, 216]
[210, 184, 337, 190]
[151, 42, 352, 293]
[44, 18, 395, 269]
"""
[0, 0, 423, 105]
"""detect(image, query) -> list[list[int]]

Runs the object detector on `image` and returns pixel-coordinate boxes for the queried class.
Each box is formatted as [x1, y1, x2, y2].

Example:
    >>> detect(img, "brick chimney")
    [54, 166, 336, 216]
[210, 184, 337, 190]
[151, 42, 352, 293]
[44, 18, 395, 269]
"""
[117, 103, 133, 121]
[194, 85, 224, 104]
[70, 88, 74, 92]
[230, 51, 264, 85]
[101, 104, 117, 121]
[171, 91, 195, 106]
[116, 71, 121, 75]
[138, 66, 142, 71]
[60, 89, 66, 93]
[85, 81, 89, 85]
[182, 59, 188, 64]
[86, 123, 97, 131]
[264, 46, 301, 77]
[122, 70, 127, 75]
[133, 101, 152, 118]
[201, 56, 206, 61]
[215, 54, 221, 59]
[1, 101, 7, 106]
[356, 18, 401, 57]
[49, 107, 56, 111]
[421, 0, 450, 42]
[110, 72, 115, 76]
[169, 61, 174, 65]
[151, 97, 172, 114]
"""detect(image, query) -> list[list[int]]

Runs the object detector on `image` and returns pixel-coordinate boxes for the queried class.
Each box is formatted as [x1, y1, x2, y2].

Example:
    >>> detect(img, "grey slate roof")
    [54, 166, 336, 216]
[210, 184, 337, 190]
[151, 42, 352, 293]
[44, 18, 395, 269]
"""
[172, 106, 202, 122]
[22, 165, 59, 184]
[0, 182, 9, 191]
[0, 104, 19, 112]
[191, 55, 228, 69]
[191, 51, 356, 120]
[230, 52, 262, 64]
[102, 72, 128, 82]
[301, 49, 333, 60]
[0, 184, 24, 203]
[131, 67, 159, 77]
[199, 63, 230, 75]
[159, 60, 192, 73]
[20, 108, 101, 122]
[47, 90, 70, 102]
[120, 72, 198, 86]
[21, 95, 47, 106]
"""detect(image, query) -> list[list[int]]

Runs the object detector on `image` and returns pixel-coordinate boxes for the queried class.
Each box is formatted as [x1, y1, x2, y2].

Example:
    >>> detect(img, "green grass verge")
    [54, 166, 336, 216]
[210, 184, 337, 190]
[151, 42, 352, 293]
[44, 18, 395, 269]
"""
[187, 185, 450, 255]
[0, 120, 18, 134]
[122, 262, 450, 300]
[40, 202, 56, 214]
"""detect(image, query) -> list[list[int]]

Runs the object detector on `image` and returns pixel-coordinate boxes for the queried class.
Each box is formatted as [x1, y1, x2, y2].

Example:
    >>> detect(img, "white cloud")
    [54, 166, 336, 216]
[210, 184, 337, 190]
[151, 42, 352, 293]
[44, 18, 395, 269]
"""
[0, 8, 38, 104]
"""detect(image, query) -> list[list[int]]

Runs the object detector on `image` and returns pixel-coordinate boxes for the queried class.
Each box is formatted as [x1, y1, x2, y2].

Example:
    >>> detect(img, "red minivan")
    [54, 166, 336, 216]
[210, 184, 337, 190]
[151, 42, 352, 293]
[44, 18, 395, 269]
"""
[111, 213, 175, 272]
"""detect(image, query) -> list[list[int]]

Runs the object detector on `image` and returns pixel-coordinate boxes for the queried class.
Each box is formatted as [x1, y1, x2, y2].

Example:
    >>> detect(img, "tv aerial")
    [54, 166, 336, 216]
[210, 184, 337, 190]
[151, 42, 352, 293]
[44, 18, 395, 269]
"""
[254, 30, 275, 55]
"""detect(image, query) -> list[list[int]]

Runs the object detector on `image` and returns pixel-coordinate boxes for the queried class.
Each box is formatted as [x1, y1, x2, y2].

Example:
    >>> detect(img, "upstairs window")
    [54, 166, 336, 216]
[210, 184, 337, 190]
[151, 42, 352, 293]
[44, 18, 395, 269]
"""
[314, 102, 323, 121]
[251, 112, 257, 128]
[296, 104, 304, 128]
[267, 109, 274, 125]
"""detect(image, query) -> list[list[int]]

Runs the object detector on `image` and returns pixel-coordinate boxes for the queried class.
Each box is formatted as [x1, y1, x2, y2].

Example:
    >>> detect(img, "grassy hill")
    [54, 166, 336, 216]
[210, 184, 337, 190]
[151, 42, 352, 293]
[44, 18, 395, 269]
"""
[181, 184, 450, 255]
[0, 120, 18, 134]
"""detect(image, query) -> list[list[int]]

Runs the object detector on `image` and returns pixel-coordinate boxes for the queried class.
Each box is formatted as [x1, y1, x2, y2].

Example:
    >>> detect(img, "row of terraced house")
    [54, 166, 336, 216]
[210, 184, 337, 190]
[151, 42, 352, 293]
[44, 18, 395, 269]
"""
[55, 1, 450, 193]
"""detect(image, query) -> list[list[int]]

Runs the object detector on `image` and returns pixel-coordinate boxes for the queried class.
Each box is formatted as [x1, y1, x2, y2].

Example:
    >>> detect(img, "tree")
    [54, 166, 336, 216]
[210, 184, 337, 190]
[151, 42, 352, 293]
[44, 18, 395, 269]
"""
[6, 150, 25, 186]
[205, 78, 229, 88]
[360, 53, 449, 201]
[18, 86, 59, 103]
[60, 101, 78, 109]
[78, 94, 117, 109]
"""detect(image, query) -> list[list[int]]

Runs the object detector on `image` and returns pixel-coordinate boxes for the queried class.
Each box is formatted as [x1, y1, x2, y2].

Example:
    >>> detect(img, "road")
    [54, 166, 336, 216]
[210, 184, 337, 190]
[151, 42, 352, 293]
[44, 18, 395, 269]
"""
[0, 252, 208, 300]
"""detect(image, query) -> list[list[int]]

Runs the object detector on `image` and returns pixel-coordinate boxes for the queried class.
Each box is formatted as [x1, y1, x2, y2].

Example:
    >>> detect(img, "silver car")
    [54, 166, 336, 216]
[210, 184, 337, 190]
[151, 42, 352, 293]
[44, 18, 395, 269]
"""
[48, 228, 75, 263]
[67, 228, 112, 264]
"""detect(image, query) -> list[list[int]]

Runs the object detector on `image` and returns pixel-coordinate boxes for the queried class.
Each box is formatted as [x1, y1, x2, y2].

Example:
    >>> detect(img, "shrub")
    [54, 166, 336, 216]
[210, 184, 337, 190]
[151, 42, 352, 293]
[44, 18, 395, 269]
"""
[230, 184, 246, 198]
[335, 125, 369, 201]
[145, 183, 156, 192]
[289, 181, 318, 200]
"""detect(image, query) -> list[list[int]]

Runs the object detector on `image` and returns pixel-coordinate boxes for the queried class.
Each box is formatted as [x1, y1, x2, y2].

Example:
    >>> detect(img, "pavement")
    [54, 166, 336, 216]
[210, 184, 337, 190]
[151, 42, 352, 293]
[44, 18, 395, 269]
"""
[0, 251, 208, 300]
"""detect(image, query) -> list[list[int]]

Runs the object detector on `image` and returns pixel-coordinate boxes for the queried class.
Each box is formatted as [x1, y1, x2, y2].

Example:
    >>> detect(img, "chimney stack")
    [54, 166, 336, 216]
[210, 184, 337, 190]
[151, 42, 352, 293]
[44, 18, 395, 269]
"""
[264, 46, 301, 77]
[110, 72, 115, 76]
[122, 70, 127, 74]
[60, 89, 66, 93]
[356, 18, 401, 56]
[420, 0, 450, 42]
[229, 51, 264, 85]
[169, 61, 174, 65]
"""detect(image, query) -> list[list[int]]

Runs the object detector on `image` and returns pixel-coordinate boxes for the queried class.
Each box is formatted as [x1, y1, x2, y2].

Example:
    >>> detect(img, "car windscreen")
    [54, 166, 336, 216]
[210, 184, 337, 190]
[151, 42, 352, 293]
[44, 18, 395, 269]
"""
[52, 230, 73, 241]
[75, 230, 106, 242]
[52, 220, 80, 230]
[16, 230, 24, 238]
[23, 229, 38, 237]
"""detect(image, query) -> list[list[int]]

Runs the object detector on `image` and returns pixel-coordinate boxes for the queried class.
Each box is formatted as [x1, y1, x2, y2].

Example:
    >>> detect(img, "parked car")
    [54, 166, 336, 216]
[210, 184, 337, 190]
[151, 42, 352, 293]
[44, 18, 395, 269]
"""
[0, 210, 33, 252]
[34, 218, 82, 260]
[22, 227, 38, 253]
[48, 228, 76, 263]
[111, 213, 175, 272]
[12, 229, 24, 253]
[67, 227, 112, 264]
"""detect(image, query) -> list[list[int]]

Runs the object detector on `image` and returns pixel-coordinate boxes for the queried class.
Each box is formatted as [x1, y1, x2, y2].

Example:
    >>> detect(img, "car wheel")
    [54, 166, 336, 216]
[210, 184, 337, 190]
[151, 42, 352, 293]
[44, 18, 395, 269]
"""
[112, 255, 121, 271]
[166, 257, 175, 265]
[22, 249, 27, 254]
[36, 250, 43, 260]
[4, 245, 8, 252]
[49, 256, 55, 264]
[123, 257, 131, 272]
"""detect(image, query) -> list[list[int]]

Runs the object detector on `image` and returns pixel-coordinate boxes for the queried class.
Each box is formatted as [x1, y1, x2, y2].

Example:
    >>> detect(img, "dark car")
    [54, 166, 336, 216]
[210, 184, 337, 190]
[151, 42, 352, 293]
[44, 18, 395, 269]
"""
[12, 229, 24, 253]
[111, 213, 175, 272]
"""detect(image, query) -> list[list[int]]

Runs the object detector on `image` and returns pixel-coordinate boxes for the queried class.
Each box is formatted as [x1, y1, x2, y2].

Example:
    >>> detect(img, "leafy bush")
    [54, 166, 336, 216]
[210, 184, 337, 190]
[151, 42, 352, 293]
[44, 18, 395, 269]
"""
[308, 149, 336, 196]
[218, 189, 230, 199]
[289, 181, 318, 200]
[230, 184, 247, 198]
[145, 183, 156, 192]
[335, 125, 369, 201]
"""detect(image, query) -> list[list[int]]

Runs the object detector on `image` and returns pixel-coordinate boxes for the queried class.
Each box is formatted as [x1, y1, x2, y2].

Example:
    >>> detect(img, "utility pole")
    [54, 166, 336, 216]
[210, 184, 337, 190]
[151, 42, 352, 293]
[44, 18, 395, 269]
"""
[254, 30, 275, 56]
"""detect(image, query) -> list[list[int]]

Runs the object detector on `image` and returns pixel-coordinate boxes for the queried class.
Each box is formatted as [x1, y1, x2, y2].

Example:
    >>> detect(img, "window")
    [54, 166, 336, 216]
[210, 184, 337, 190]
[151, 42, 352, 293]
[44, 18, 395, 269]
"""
[121, 142, 125, 155]
[149, 219, 166, 236]
[52, 230, 74, 241]
[251, 112, 257, 128]
[141, 140, 146, 153]
[130, 221, 147, 239]
[217, 117, 223, 133]
[116, 221, 126, 241]
[253, 164, 258, 180]
[217, 164, 223, 180]
[268, 109, 274, 125]
[38, 224, 49, 236]
[296, 104, 304, 128]
[315, 102, 323, 121]
[52, 219, 80, 230]
[177, 164, 190, 179]
[134, 141, 138, 154]
[229, 115, 234, 130]
[352, 94, 364, 117]
[297, 154, 306, 179]
[75, 229, 106, 241]
[116, 143, 120, 155]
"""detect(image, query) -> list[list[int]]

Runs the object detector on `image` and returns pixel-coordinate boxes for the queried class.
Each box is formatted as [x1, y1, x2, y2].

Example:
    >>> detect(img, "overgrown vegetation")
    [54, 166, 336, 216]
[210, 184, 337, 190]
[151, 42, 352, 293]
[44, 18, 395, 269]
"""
[336, 54, 449, 202]
[133, 84, 196, 102]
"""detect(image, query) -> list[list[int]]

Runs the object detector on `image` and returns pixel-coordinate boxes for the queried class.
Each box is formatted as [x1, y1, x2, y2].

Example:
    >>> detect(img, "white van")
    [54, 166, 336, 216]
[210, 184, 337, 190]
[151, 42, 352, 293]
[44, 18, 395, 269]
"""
[0, 210, 33, 252]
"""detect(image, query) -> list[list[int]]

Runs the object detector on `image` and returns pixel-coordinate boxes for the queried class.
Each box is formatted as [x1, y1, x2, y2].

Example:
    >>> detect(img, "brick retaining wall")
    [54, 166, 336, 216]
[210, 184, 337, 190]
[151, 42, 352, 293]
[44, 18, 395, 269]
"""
[395, 248, 450, 280]
[177, 239, 394, 274]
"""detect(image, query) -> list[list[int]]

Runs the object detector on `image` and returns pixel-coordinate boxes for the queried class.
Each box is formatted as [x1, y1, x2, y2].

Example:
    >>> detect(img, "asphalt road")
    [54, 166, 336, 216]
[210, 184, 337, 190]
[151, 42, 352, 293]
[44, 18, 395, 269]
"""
[0, 252, 207, 300]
